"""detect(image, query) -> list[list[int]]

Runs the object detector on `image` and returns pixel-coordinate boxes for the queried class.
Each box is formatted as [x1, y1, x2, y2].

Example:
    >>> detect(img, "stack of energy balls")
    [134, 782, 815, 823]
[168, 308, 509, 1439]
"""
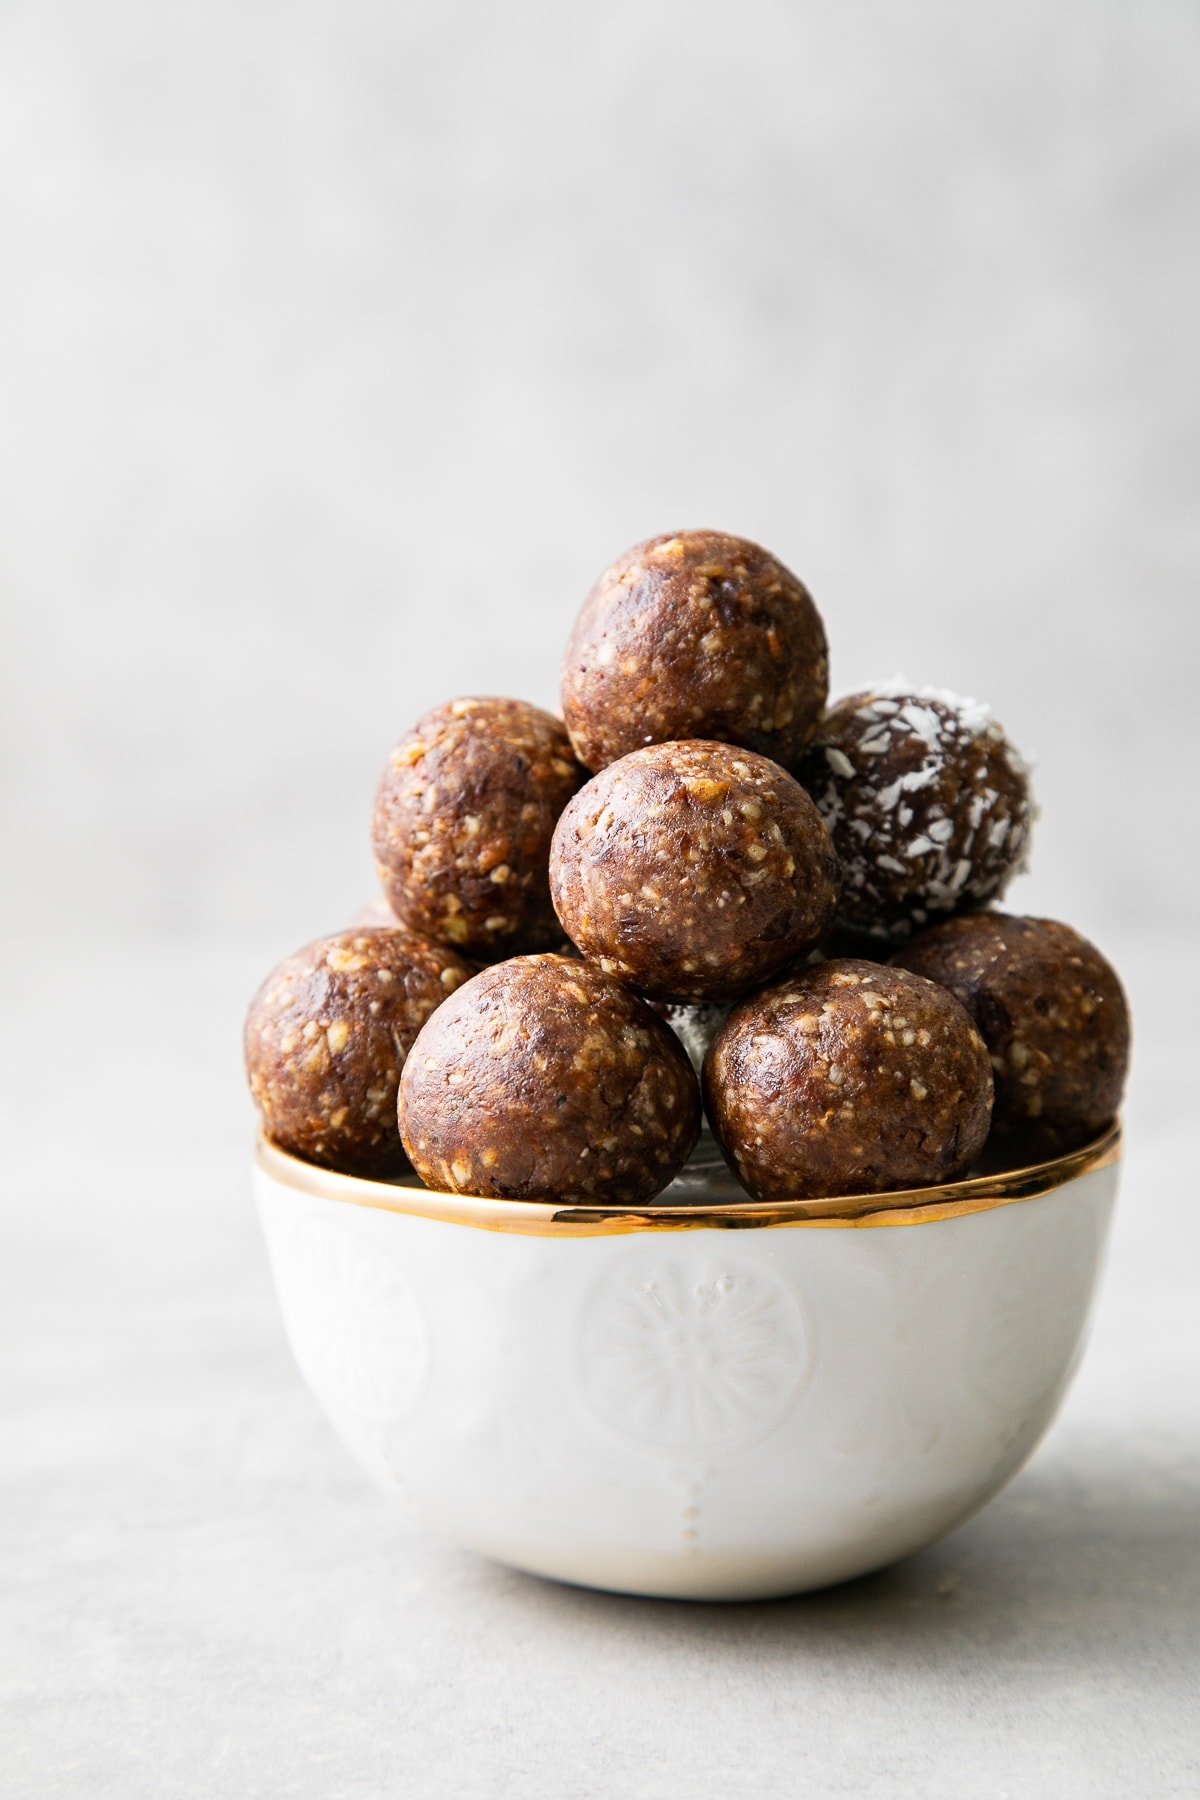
[245, 530, 1130, 1206]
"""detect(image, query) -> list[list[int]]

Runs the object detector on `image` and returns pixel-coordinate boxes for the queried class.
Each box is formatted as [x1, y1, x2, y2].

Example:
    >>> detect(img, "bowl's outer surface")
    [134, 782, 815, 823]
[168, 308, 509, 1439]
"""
[254, 1151, 1118, 1601]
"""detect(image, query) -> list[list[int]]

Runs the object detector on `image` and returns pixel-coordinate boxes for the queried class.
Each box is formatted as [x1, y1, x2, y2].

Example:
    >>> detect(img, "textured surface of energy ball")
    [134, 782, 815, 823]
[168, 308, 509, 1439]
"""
[397, 956, 701, 1203]
[561, 530, 829, 774]
[345, 892, 587, 959]
[891, 913, 1130, 1156]
[703, 959, 994, 1200]
[550, 741, 842, 1004]
[245, 929, 474, 1177]
[372, 697, 586, 960]
[798, 684, 1033, 940]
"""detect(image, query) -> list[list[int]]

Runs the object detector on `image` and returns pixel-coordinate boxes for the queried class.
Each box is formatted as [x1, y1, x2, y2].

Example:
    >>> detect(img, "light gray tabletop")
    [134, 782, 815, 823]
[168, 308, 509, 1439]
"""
[2, 933, 1197, 1799]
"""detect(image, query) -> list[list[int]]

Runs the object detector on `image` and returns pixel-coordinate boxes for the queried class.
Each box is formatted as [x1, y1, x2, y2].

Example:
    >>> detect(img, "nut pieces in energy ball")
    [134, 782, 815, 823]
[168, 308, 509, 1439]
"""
[891, 913, 1130, 1156]
[550, 741, 842, 1004]
[397, 956, 701, 1203]
[372, 697, 585, 961]
[703, 960, 994, 1201]
[561, 530, 829, 775]
[799, 685, 1032, 940]
[245, 928, 474, 1177]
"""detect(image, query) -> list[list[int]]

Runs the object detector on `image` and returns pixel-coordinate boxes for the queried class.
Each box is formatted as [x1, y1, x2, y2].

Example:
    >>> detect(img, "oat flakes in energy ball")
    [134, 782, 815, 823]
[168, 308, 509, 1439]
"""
[703, 960, 994, 1201]
[371, 697, 586, 960]
[397, 956, 701, 1204]
[244, 928, 474, 1178]
[550, 741, 842, 1004]
[798, 685, 1032, 941]
[891, 913, 1130, 1156]
[561, 530, 829, 774]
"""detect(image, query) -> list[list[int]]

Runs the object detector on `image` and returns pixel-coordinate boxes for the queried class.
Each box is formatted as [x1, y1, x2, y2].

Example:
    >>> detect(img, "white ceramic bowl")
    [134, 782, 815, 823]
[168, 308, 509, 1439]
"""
[255, 1123, 1120, 1602]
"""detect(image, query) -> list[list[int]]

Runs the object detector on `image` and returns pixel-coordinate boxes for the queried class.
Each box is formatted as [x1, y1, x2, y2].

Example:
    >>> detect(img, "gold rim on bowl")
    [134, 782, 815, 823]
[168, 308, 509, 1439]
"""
[256, 1119, 1121, 1238]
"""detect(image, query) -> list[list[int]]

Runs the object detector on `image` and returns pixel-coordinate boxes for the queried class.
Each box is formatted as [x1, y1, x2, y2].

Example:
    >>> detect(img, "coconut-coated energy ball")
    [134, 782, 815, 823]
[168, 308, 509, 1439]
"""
[372, 697, 586, 960]
[245, 928, 474, 1177]
[550, 741, 842, 1004]
[891, 913, 1129, 1156]
[397, 956, 701, 1203]
[561, 530, 829, 774]
[798, 685, 1033, 940]
[703, 959, 994, 1200]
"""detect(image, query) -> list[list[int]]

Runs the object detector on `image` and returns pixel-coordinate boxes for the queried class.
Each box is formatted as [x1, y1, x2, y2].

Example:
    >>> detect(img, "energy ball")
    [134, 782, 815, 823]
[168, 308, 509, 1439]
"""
[345, 893, 584, 959]
[798, 684, 1033, 940]
[245, 928, 474, 1177]
[561, 530, 828, 774]
[703, 959, 994, 1200]
[397, 956, 701, 1203]
[891, 913, 1130, 1156]
[550, 741, 842, 1004]
[372, 696, 586, 960]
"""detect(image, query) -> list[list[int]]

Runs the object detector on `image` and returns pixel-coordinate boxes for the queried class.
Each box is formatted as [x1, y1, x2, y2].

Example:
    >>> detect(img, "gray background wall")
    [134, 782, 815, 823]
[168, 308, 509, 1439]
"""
[5, 9, 1200, 1793]
[3, 0, 1199, 956]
